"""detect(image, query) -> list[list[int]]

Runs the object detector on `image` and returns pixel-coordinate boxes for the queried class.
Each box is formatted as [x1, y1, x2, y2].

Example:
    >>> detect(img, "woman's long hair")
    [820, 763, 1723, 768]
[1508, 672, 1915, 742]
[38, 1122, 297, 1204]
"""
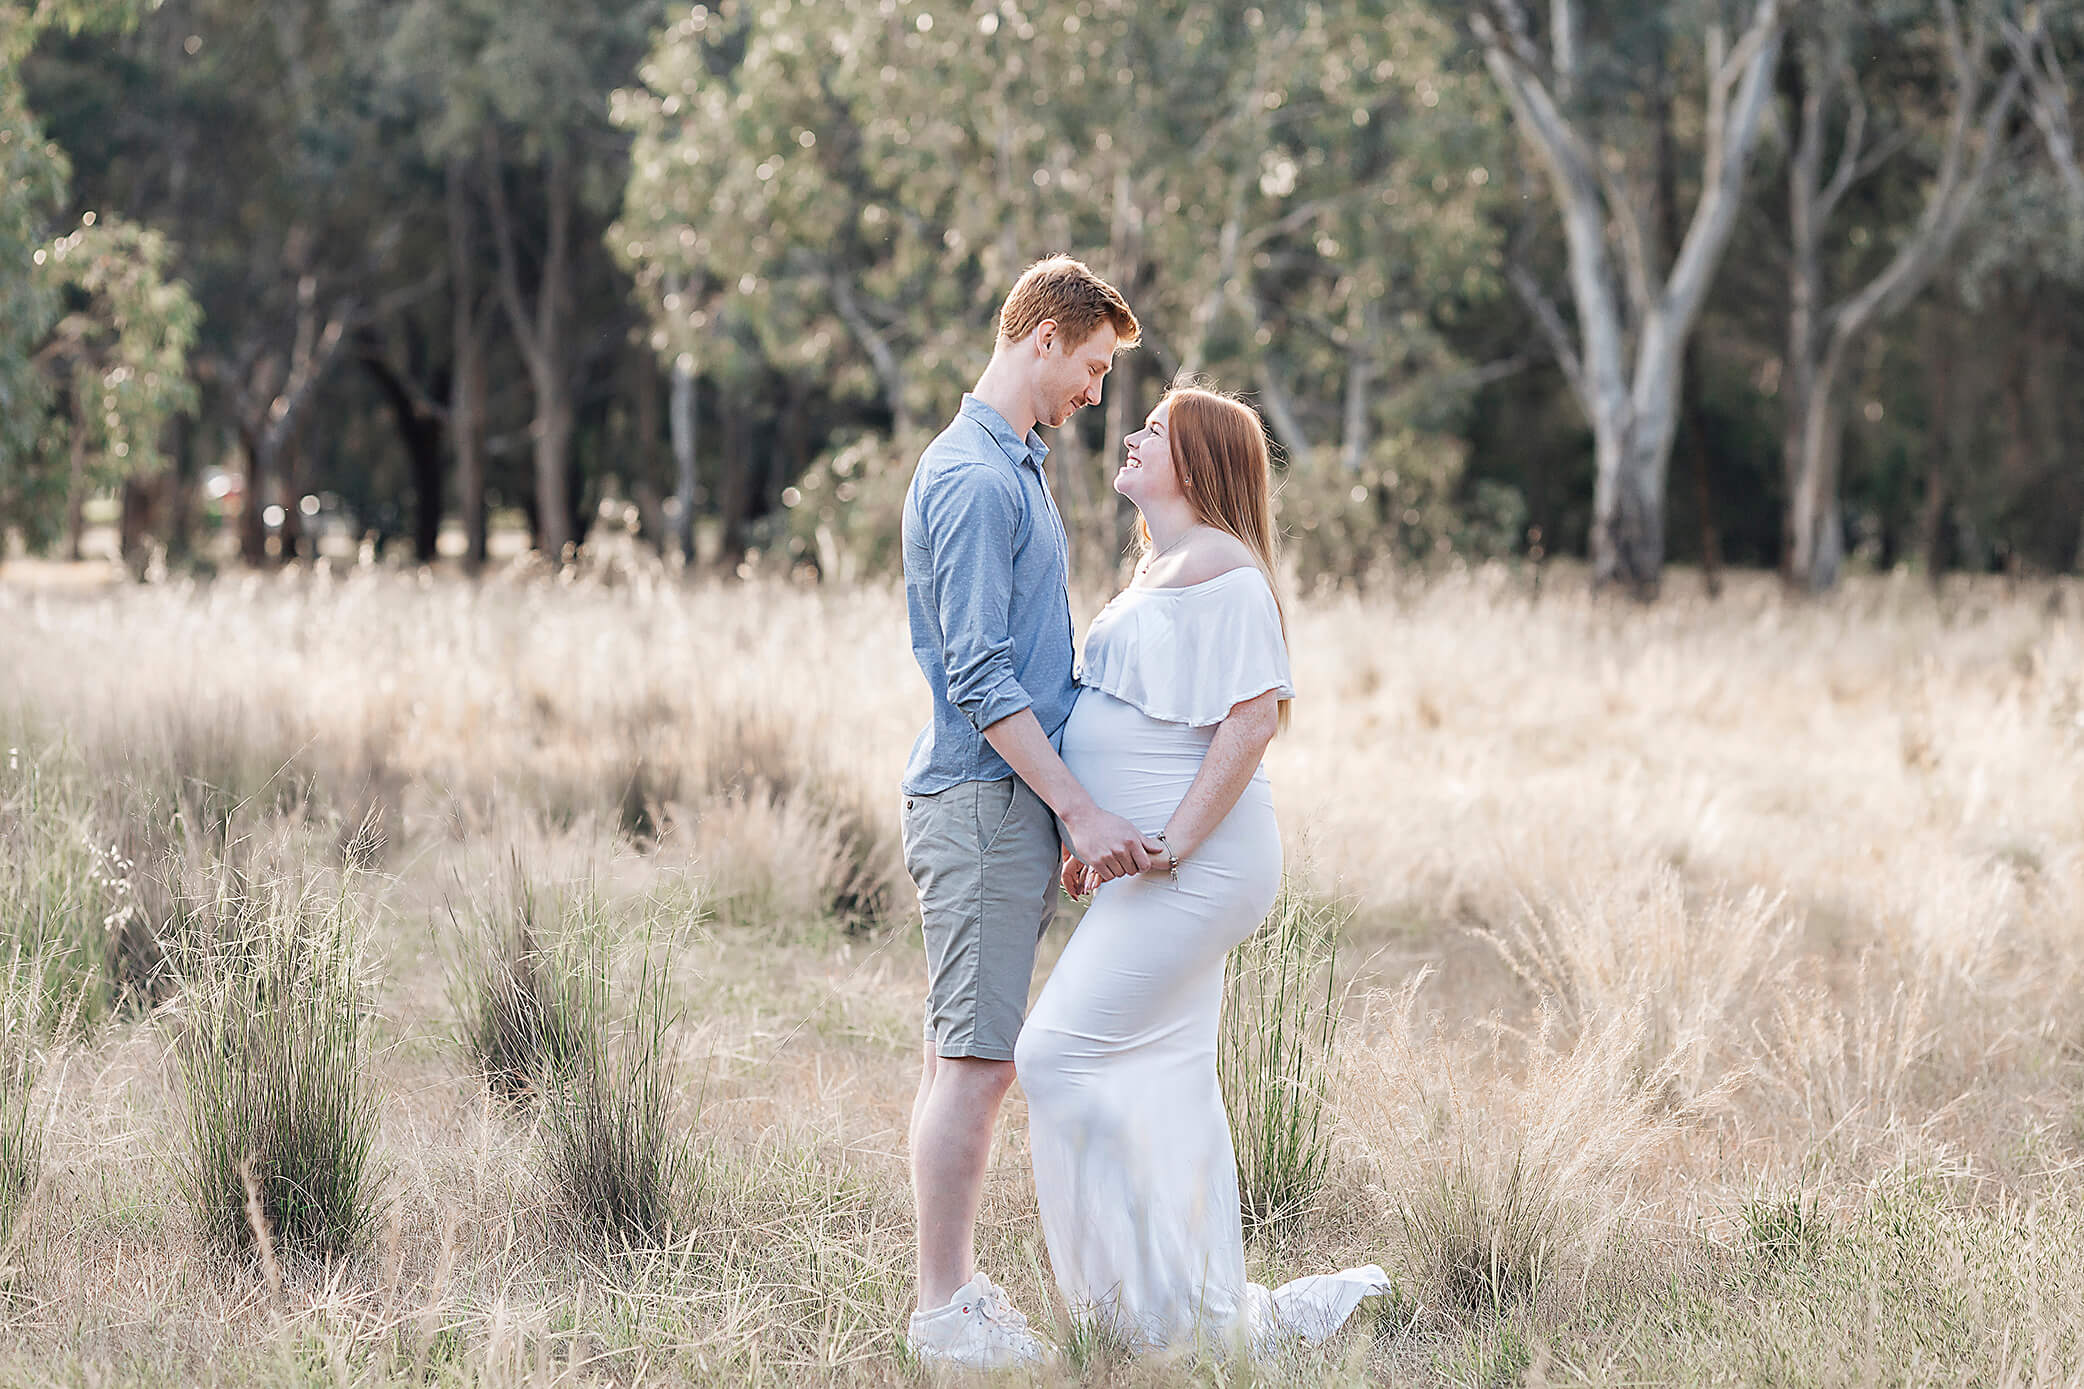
[1138, 384, 1291, 730]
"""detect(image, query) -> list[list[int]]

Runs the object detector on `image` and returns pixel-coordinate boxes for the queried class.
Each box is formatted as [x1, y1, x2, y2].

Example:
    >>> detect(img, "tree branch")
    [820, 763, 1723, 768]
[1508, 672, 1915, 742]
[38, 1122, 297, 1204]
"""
[480, 128, 543, 371]
[1507, 261, 1588, 408]
[1827, 0, 2024, 345]
[2005, 9, 2084, 222]
[1379, 355, 1533, 418]
[1816, 53, 1870, 223]
[1663, 0, 1786, 332]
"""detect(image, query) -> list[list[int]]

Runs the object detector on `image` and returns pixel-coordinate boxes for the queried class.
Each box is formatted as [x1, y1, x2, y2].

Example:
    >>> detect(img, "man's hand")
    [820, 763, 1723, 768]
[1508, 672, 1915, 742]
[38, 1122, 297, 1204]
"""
[1062, 805, 1165, 884]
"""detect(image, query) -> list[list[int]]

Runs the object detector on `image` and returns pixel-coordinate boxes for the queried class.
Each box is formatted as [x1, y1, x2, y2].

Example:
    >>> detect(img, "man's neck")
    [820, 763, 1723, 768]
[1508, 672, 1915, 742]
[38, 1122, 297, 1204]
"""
[971, 353, 1037, 439]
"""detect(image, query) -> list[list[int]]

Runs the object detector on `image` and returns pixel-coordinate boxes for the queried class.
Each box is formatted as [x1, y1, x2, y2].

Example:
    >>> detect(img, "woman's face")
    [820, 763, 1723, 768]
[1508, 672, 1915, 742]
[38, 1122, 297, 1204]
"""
[1116, 398, 1184, 507]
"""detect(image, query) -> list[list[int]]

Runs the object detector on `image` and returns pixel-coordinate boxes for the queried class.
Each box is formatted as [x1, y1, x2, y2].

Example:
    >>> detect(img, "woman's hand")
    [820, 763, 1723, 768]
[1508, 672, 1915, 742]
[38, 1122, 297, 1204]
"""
[1138, 835, 1182, 882]
[1061, 853, 1091, 900]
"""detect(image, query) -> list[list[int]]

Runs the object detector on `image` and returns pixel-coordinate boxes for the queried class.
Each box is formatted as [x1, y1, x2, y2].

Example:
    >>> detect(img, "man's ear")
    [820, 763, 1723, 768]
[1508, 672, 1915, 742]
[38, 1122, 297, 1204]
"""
[1034, 318, 1058, 356]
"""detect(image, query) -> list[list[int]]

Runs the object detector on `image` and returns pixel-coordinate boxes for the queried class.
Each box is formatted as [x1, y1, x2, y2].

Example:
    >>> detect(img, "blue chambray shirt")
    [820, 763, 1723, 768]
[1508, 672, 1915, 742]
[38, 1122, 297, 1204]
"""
[901, 394, 1078, 795]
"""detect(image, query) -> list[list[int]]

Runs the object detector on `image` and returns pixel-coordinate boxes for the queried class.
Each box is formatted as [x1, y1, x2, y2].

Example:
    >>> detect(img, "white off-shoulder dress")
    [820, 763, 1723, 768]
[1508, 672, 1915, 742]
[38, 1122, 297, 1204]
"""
[1014, 566, 1389, 1352]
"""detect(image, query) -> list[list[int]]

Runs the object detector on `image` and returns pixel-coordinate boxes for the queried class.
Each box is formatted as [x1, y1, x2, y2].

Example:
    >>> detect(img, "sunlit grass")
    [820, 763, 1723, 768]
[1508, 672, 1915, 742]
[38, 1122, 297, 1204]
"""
[1221, 879, 1344, 1238]
[169, 855, 385, 1263]
[0, 563, 2078, 1384]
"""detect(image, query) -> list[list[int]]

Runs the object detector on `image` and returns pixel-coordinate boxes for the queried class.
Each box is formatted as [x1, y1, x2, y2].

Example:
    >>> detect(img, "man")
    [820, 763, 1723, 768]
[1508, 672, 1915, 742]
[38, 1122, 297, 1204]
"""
[899, 256, 1161, 1368]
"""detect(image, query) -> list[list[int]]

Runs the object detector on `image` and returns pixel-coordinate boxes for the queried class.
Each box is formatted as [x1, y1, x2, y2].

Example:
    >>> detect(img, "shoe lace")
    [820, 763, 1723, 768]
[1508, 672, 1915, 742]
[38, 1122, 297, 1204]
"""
[971, 1277, 1031, 1332]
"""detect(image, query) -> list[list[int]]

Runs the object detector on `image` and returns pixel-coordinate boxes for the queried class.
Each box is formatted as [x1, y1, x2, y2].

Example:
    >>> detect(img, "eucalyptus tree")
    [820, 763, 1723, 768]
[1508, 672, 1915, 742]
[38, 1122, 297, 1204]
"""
[33, 216, 198, 558]
[0, 0, 182, 553]
[618, 0, 1503, 570]
[1779, 0, 2023, 591]
[380, 0, 668, 563]
[962, 0, 1507, 544]
[1472, 0, 1788, 596]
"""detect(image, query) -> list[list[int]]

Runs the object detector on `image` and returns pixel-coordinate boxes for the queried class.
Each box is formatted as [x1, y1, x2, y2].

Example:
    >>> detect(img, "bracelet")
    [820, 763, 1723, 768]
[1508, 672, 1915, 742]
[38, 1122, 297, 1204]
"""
[1153, 831, 1180, 885]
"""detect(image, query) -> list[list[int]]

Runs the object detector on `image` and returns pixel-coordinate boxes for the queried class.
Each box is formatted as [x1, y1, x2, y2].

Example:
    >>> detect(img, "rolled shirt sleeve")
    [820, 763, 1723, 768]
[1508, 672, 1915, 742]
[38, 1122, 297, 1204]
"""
[919, 467, 1034, 732]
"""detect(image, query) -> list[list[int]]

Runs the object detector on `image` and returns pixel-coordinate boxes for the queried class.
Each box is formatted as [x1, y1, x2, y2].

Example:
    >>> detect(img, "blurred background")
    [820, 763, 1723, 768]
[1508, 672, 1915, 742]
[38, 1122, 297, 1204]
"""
[1, 0, 2079, 596]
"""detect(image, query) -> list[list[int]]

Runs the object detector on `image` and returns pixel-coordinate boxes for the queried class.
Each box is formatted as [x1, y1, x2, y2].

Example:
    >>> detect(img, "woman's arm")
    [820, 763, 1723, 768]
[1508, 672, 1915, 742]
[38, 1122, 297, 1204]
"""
[1145, 689, 1282, 875]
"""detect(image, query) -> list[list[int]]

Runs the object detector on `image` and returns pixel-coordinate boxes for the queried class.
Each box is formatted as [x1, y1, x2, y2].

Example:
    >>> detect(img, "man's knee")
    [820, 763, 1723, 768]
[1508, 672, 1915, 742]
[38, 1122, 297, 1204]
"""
[934, 1054, 1017, 1104]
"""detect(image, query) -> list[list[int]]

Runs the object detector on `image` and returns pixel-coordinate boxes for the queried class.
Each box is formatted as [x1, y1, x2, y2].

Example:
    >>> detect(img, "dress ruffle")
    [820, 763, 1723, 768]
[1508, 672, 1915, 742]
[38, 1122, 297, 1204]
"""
[1075, 567, 1295, 727]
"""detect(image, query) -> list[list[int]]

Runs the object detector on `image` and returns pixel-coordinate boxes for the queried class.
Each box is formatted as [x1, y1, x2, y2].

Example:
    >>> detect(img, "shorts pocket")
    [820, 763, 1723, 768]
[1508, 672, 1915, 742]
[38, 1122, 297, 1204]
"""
[901, 788, 950, 886]
[976, 779, 1023, 854]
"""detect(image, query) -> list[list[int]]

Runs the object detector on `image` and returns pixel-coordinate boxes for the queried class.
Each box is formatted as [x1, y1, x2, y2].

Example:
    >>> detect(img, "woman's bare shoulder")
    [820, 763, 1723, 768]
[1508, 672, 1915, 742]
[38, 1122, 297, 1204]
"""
[1164, 529, 1258, 587]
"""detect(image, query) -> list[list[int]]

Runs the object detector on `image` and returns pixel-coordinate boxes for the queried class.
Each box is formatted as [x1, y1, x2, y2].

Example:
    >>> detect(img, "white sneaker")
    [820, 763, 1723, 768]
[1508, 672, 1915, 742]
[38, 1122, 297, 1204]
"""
[906, 1272, 1050, 1369]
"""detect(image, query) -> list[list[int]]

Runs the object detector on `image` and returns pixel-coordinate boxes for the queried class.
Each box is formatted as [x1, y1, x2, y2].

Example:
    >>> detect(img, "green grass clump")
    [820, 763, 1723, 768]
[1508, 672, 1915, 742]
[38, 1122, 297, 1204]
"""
[445, 862, 593, 1101]
[0, 743, 123, 1022]
[171, 863, 384, 1262]
[1220, 879, 1345, 1237]
[0, 948, 51, 1253]
[539, 942, 699, 1256]
[1399, 1150, 1561, 1315]
[1741, 1184, 1826, 1267]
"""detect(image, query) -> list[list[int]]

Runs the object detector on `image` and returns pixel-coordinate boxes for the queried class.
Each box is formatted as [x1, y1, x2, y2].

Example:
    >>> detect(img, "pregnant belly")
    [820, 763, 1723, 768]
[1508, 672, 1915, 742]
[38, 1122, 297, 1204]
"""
[1061, 688, 1281, 912]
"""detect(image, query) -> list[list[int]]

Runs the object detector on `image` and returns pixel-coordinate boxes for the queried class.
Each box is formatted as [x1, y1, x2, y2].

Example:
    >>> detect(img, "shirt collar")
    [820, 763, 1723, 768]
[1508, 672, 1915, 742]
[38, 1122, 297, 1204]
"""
[960, 393, 1049, 472]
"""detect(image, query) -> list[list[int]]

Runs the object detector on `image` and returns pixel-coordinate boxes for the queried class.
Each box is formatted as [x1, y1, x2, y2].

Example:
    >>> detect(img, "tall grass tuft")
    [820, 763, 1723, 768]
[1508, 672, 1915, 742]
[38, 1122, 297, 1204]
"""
[171, 861, 385, 1262]
[0, 742, 121, 1022]
[693, 710, 903, 931]
[1220, 878, 1345, 1237]
[1482, 868, 1793, 1103]
[0, 947, 51, 1253]
[1376, 1005, 1685, 1317]
[1398, 1149, 1560, 1314]
[444, 861, 592, 1101]
[539, 940, 698, 1255]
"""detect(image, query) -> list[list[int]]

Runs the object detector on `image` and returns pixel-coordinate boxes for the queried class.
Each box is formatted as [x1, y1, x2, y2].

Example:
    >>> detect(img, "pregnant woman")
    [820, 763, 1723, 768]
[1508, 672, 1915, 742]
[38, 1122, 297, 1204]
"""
[1014, 386, 1387, 1353]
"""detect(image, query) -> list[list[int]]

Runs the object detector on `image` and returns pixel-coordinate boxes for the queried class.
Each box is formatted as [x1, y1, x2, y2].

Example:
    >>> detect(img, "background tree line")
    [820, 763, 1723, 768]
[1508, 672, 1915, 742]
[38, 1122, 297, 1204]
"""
[1, 0, 2079, 594]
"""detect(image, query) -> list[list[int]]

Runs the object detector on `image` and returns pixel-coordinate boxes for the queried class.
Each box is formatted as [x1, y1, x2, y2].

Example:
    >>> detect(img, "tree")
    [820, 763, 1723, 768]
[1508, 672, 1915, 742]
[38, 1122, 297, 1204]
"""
[32, 214, 198, 558]
[1473, 0, 1788, 596]
[379, 0, 667, 564]
[1780, 0, 2022, 591]
[0, 0, 168, 552]
[618, 0, 1506, 574]
[2004, 2, 2084, 227]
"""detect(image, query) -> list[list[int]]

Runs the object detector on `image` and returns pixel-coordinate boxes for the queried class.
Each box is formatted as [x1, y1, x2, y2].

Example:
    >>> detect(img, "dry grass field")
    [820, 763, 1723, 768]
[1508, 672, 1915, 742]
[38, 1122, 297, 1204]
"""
[2, 558, 2082, 1387]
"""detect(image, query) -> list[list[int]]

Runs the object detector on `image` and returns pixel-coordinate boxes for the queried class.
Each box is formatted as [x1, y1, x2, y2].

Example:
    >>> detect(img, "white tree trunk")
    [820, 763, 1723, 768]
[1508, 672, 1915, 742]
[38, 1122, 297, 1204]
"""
[669, 354, 697, 567]
[1477, 0, 1786, 596]
[1781, 2, 2023, 590]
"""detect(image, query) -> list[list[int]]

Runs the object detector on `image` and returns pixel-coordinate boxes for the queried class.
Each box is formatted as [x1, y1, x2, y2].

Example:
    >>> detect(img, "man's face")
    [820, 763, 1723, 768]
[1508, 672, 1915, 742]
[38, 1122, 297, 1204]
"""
[1034, 322, 1118, 429]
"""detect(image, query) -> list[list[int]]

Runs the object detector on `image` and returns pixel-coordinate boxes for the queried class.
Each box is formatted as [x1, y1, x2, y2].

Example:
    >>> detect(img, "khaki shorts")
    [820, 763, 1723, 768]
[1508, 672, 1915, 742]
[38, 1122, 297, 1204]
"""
[901, 777, 1059, 1061]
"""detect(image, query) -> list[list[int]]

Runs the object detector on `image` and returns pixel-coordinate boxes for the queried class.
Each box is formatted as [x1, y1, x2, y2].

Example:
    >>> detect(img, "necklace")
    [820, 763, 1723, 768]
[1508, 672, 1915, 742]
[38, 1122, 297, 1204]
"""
[1147, 523, 1202, 562]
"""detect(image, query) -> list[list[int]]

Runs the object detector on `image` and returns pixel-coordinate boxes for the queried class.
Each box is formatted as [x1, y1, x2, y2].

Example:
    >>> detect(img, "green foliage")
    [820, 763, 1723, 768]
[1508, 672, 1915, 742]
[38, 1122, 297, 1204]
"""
[1, 0, 163, 65]
[0, 945, 51, 1254]
[444, 861, 594, 1101]
[615, 0, 1511, 572]
[1399, 1149, 1559, 1315]
[0, 82, 67, 513]
[1220, 878, 1343, 1238]
[171, 861, 384, 1262]
[35, 214, 199, 480]
[0, 0, 187, 550]
[538, 938, 699, 1256]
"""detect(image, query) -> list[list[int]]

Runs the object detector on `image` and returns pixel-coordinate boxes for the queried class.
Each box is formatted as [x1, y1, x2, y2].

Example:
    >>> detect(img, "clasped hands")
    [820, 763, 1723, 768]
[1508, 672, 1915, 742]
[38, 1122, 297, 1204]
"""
[1059, 805, 1172, 900]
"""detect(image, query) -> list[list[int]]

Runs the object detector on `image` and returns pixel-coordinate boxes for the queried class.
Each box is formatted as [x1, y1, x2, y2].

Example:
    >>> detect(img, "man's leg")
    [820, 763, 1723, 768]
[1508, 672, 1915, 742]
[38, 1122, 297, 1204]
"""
[911, 1053, 1016, 1310]
[901, 777, 1056, 1317]
[907, 1034, 938, 1159]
